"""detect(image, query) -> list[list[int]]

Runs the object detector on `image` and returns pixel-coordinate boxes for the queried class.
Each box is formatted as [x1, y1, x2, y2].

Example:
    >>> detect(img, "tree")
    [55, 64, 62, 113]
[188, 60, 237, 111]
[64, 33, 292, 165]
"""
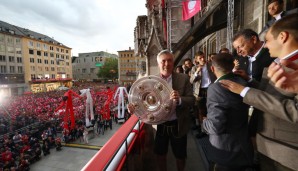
[97, 57, 118, 80]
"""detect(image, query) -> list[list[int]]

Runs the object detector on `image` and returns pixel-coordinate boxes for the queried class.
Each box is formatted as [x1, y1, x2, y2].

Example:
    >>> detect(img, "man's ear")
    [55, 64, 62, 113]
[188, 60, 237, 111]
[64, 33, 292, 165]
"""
[279, 31, 289, 44]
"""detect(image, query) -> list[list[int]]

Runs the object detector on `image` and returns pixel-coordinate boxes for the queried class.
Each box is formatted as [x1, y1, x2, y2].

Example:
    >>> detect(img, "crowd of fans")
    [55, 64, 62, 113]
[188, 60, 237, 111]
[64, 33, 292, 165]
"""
[0, 82, 129, 170]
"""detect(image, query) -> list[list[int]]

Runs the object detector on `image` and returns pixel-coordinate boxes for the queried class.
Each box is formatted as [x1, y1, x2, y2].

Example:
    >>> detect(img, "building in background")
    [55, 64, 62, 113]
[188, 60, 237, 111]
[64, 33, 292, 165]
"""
[118, 47, 143, 85]
[0, 20, 72, 96]
[72, 51, 117, 82]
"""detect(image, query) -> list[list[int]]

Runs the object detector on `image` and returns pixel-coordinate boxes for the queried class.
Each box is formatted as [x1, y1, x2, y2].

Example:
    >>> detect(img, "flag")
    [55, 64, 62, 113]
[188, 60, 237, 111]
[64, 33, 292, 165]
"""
[182, 0, 201, 21]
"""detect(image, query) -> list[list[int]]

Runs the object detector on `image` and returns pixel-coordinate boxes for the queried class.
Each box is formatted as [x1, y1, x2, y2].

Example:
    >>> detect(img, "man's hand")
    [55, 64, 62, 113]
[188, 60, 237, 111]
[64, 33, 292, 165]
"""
[196, 65, 202, 72]
[233, 69, 250, 81]
[233, 59, 240, 70]
[219, 80, 245, 94]
[170, 90, 180, 105]
[267, 59, 298, 93]
[127, 103, 135, 114]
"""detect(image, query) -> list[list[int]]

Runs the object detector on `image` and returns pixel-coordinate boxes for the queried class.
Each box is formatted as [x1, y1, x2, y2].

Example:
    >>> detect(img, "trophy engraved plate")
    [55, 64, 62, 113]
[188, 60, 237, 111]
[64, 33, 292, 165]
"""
[128, 75, 175, 124]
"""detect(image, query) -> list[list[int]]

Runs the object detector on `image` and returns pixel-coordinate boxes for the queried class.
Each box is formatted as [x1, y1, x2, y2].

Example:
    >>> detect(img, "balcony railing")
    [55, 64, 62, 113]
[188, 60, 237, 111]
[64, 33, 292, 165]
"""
[82, 115, 143, 171]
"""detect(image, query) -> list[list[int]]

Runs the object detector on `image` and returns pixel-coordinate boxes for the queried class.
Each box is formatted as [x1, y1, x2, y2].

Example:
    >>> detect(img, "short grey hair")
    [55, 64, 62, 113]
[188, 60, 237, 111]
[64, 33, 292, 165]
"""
[156, 49, 173, 62]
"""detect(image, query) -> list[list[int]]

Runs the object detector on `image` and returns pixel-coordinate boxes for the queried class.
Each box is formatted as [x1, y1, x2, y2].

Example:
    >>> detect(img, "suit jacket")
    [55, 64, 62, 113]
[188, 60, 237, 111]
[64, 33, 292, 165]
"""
[260, 8, 298, 35]
[203, 74, 254, 167]
[189, 62, 216, 99]
[171, 72, 195, 136]
[250, 48, 275, 82]
[243, 69, 298, 170]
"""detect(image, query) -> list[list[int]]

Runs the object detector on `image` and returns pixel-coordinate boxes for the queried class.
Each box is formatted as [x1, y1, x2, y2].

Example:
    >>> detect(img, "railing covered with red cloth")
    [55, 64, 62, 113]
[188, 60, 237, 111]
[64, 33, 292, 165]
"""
[82, 115, 143, 171]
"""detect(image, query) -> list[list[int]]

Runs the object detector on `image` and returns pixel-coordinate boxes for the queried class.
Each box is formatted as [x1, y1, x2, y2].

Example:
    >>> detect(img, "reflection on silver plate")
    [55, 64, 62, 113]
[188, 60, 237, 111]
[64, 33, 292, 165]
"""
[128, 75, 175, 124]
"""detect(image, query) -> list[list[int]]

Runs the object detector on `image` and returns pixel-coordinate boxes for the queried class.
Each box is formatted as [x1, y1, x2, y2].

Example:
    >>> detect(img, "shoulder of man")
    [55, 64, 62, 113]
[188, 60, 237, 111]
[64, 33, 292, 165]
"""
[284, 8, 298, 16]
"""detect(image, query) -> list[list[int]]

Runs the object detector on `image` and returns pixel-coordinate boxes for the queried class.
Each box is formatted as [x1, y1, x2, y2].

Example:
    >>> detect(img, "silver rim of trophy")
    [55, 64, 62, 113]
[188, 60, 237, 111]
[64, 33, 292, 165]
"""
[128, 75, 175, 124]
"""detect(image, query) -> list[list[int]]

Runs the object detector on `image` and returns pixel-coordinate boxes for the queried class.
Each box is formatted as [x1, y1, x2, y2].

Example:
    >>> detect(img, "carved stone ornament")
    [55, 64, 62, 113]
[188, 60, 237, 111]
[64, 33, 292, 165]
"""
[128, 75, 176, 124]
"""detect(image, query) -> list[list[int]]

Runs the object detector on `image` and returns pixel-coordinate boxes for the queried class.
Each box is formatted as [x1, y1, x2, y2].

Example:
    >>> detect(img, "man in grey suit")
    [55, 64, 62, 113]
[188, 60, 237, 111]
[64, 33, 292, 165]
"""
[128, 50, 194, 171]
[221, 14, 298, 171]
[202, 53, 254, 170]
[190, 51, 216, 138]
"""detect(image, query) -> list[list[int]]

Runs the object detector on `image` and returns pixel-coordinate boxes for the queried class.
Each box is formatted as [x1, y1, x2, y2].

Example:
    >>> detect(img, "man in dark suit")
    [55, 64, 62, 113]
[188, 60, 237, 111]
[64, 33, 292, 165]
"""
[232, 29, 275, 82]
[232, 29, 275, 160]
[260, 0, 298, 37]
[128, 49, 194, 171]
[202, 53, 254, 170]
[220, 14, 298, 171]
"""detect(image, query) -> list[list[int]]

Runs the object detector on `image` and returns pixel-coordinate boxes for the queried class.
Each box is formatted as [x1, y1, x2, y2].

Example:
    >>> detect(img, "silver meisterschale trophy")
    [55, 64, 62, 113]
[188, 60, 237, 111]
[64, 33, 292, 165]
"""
[128, 75, 176, 124]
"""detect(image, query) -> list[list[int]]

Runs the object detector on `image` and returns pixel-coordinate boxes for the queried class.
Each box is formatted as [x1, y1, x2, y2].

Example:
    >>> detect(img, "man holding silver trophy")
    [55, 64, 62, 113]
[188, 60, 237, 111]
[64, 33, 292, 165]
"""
[128, 49, 194, 171]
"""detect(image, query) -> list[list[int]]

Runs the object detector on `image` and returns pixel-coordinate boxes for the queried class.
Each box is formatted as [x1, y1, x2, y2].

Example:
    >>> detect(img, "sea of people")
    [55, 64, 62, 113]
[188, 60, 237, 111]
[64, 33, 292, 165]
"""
[0, 82, 129, 171]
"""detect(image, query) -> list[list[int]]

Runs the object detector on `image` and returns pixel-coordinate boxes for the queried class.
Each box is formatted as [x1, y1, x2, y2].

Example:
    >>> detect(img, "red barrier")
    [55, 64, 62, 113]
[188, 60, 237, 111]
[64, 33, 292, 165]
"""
[82, 115, 142, 171]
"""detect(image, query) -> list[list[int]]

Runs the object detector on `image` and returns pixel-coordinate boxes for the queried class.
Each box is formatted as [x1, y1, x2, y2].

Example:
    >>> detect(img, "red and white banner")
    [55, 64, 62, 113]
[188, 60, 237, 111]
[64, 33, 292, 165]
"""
[182, 0, 201, 21]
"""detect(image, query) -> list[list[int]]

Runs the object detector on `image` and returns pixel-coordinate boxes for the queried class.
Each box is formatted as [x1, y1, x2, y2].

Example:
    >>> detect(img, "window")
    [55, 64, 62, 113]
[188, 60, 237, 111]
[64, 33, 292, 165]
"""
[30, 66, 35, 71]
[37, 59, 42, 63]
[51, 67, 55, 71]
[15, 38, 21, 44]
[66, 62, 69, 66]
[0, 45, 4, 52]
[9, 56, 15, 62]
[28, 41, 34, 47]
[51, 74, 55, 79]
[37, 51, 41, 56]
[82, 69, 86, 73]
[17, 57, 22, 63]
[90, 68, 95, 73]
[7, 37, 13, 45]
[50, 53, 54, 57]
[43, 44, 48, 50]
[56, 54, 60, 58]
[38, 66, 42, 71]
[61, 49, 64, 53]
[0, 55, 6, 62]
[45, 67, 49, 71]
[50, 46, 53, 51]
[30, 58, 34, 63]
[56, 47, 59, 52]
[0, 34, 4, 42]
[16, 48, 21, 54]
[29, 49, 34, 55]
[10, 66, 15, 73]
[51, 60, 54, 64]
[66, 50, 68, 53]
[44, 60, 48, 64]
[44, 52, 48, 57]
[17, 66, 23, 73]
[7, 47, 14, 53]
[66, 55, 69, 60]
[61, 55, 64, 59]
[0, 65, 7, 73]
[37, 43, 41, 49]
